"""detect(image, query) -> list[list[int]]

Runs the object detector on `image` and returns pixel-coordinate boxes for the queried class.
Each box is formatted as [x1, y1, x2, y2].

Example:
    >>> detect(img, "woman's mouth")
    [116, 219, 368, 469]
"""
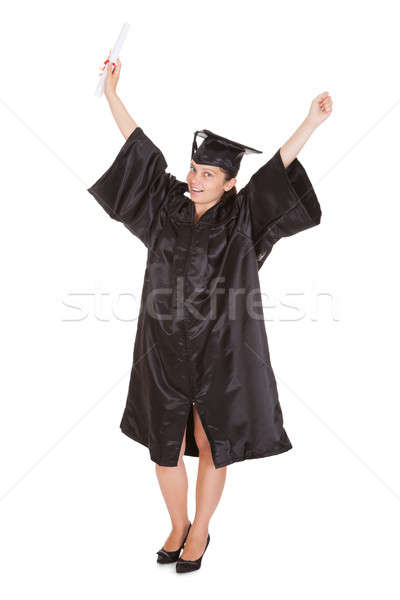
[191, 187, 203, 194]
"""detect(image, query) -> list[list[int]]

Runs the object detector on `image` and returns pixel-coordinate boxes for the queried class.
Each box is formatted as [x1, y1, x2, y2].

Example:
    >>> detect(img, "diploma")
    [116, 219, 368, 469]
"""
[94, 22, 130, 97]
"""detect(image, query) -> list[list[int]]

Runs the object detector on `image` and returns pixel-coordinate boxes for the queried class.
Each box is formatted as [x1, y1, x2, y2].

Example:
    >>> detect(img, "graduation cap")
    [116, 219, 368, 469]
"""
[191, 129, 262, 177]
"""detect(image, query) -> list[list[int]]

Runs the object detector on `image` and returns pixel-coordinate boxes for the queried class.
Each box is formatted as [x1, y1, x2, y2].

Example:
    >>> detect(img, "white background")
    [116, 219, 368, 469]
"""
[1, 0, 399, 596]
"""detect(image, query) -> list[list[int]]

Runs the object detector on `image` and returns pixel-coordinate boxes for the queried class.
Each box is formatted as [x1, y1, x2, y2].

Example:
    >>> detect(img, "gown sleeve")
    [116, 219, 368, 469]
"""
[86, 126, 182, 248]
[241, 148, 322, 267]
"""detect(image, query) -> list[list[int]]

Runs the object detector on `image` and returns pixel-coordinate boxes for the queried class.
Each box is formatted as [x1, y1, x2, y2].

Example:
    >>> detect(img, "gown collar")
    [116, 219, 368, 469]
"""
[172, 184, 237, 226]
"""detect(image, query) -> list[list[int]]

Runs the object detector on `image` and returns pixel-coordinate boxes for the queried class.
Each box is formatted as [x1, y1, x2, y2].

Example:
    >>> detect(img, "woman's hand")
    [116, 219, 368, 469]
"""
[306, 91, 333, 127]
[98, 50, 121, 99]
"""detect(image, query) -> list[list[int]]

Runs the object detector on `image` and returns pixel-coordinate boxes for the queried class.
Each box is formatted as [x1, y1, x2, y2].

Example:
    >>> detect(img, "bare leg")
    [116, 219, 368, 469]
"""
[180, 404, 227, 560]
[155, 426, 191, 551]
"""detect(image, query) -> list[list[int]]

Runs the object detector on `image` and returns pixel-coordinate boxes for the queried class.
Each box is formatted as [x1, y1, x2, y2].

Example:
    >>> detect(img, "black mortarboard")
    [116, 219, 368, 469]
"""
[191, 129, 262, 177]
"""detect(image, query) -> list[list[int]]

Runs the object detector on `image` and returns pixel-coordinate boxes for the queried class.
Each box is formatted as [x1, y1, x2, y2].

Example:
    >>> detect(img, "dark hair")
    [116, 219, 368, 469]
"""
[220, 167, 238, 197]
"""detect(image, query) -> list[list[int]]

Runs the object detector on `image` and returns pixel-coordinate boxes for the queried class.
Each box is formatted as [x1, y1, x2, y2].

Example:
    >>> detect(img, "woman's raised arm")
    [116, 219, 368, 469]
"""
[279, 91, 333, 168]
[99, 57, 137, 140]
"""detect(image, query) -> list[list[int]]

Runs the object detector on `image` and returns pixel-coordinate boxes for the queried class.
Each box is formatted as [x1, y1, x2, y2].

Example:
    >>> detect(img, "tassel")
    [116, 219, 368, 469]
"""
[191, 130, 199, 159]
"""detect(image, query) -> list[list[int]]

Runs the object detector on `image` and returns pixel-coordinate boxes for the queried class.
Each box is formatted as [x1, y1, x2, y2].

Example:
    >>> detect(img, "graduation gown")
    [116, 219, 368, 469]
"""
[87, 126, 321, 468]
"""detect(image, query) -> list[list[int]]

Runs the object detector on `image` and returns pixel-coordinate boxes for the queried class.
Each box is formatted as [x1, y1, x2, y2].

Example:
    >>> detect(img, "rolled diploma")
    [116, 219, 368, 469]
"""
[94, 22, 130, 97]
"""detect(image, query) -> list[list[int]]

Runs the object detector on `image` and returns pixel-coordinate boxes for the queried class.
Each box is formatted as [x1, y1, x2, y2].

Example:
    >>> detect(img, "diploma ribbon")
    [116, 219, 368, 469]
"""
[104, 57, 116, 73]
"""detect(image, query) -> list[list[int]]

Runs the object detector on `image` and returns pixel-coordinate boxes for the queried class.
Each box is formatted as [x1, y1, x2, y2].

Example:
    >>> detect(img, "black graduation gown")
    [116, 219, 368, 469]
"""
[87, 126, 321, 468]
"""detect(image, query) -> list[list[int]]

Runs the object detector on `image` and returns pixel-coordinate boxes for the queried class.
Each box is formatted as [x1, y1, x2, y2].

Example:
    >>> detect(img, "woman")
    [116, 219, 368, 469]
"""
[88, 58, 332, 573]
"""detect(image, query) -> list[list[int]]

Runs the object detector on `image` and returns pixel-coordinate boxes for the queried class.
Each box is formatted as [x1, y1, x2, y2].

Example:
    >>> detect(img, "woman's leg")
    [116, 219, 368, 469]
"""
[180, 404, 227, 560]
[155, 425, 191, 551]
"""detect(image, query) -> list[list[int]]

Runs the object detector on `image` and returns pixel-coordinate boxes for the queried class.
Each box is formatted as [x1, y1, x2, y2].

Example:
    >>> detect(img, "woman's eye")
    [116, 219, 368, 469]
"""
[189, 167, 211, 176]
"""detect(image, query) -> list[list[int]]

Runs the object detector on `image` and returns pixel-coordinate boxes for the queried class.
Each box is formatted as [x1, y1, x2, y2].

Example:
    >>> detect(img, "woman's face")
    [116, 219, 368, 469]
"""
[186, 160, 236, 205]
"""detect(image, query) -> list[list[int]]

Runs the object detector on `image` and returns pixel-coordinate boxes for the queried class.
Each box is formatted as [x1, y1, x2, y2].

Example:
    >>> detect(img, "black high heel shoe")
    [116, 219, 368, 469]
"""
[156, 522, 192, 564]
[175, 532, 210, 573]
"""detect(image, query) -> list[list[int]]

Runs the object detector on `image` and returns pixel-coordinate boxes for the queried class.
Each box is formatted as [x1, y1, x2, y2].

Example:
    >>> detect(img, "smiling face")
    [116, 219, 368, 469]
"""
[186, 160, 237, 206]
